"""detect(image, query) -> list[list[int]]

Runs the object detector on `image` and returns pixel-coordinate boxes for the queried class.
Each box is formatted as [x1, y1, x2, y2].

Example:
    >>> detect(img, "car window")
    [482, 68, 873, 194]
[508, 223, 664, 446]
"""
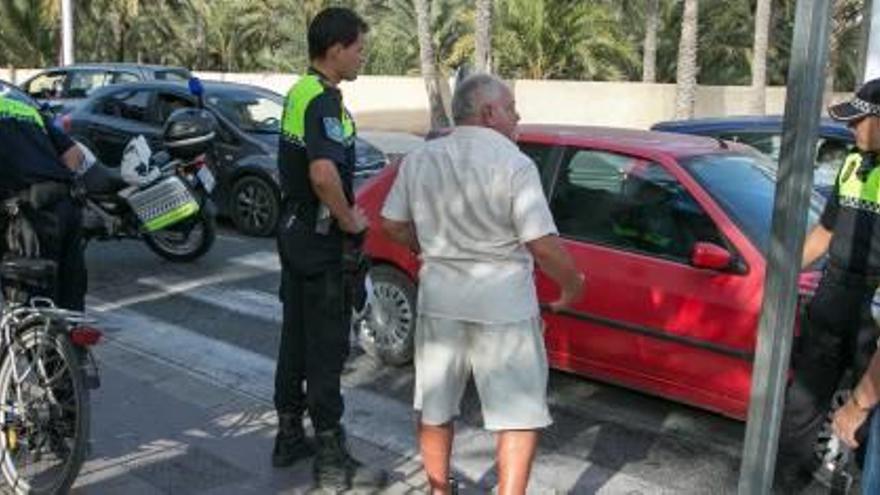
[112, 72, 140, 84]
[518, 142, 558, 193]
[720, 132, 781, 159]
[155, 70, 189, 81]
[26, 72, 66, 99]
[207, 93, 282, 134]
[156, 92, 194, 123]
[681, 152, 822, 255]
[550, 148, 725, 262]
[66, 70, 112, 98]
[99, 89, 151, 122]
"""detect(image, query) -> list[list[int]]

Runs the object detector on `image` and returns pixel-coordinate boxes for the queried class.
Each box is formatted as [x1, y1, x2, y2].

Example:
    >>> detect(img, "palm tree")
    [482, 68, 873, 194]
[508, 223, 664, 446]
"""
[0, 0, 59, 67]
[473, 0, 492, 73]
[494, 0, 637, 80]
[750, 0, 771, 114]
[414, 0, 452, 129]
[642, 0, 659, 82]
[674, 0, 698, 119]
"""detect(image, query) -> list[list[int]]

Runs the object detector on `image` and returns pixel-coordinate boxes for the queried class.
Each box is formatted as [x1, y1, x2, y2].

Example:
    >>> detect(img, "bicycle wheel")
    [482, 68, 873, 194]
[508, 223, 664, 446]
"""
[0, 317, 89, 494]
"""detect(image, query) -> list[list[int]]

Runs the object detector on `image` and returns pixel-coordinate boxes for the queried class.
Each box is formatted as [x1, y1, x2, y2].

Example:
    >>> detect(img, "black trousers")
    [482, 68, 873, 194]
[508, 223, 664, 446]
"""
[778, 269, 880, 470]
[3, 196, 86, 311]
[274, 221, 351, 432]
[38, 198, 87, 311]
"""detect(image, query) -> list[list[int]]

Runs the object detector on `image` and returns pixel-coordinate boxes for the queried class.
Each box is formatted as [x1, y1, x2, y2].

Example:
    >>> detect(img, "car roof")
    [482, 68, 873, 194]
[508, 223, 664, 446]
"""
[32, 63, 190, 74]
[517, 124, 744, 159]
[651, 115, 853, 141]
[85, 80, 281, 100]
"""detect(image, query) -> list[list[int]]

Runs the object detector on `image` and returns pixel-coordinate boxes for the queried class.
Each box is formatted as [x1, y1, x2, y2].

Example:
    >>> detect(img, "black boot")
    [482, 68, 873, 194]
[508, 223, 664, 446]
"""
[312, 427, 388, 493]
[272, 412, 314, 467]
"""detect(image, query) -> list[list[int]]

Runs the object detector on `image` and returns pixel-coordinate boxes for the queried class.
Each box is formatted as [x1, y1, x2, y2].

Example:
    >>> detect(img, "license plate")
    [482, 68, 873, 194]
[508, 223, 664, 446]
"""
[197, 166, 216, 193]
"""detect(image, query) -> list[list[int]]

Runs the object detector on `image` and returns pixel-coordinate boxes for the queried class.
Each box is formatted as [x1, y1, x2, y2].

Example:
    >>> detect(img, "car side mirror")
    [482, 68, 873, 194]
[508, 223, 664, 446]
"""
[691, 242, 736, 271]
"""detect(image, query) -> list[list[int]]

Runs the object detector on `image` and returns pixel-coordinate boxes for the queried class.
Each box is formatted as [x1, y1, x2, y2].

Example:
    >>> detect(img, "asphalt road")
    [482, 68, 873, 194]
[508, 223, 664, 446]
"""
[70, 223, 751, 494]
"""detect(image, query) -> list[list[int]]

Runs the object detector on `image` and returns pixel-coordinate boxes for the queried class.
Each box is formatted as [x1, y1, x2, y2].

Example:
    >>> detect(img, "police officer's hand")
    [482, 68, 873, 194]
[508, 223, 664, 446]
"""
[833, 398, 870, 449]
[340, 205, 369, 235]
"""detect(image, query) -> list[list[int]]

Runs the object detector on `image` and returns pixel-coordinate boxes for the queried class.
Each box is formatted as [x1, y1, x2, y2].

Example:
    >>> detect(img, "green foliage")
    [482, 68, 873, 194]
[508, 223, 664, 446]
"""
[0, 0, 869, 90]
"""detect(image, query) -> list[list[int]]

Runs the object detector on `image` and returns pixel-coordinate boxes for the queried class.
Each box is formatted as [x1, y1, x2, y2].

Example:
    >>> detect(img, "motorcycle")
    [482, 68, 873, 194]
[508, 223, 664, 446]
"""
[77, 79, 218, 262]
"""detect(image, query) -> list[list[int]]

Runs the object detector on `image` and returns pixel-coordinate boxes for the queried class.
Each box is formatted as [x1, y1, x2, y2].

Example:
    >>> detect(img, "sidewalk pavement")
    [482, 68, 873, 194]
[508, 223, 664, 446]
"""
[72, 341, 429, 494]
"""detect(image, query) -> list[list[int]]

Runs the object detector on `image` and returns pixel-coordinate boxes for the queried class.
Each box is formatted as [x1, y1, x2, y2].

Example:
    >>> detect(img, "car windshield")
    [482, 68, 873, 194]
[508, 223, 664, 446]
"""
[681, 152, 823, 255]
[207, 91, 282, 134]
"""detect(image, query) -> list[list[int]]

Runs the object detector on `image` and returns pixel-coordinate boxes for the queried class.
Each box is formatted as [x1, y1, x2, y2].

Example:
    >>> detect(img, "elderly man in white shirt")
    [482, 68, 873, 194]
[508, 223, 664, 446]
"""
[381, 74, 585, 495]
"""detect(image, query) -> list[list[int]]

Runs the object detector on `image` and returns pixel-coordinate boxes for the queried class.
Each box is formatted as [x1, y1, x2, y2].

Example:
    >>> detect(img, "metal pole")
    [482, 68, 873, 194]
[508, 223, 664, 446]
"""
[61, 0, 74, 66]
[737, 0, 832, 493]
[867, 0, 880, 81]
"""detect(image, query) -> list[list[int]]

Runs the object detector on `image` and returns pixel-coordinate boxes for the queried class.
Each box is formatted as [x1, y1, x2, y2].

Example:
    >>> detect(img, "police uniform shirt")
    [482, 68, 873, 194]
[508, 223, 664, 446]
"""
[0, 96, 74, 194]
[278, 68, 356, 210]
[821, 151, 880, 275]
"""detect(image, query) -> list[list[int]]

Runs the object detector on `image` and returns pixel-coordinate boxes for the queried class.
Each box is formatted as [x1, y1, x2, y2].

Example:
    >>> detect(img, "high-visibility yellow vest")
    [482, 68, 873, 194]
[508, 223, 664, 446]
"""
[280, 74, 354, 146]
[838, 152, 880, 213]
[0, 96, 45, 130]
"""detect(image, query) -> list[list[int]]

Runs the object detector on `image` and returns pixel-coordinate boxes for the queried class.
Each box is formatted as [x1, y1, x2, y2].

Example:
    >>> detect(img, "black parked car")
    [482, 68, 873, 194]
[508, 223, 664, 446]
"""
[65, 80, 387, 236]
[22, 63, 191, 116]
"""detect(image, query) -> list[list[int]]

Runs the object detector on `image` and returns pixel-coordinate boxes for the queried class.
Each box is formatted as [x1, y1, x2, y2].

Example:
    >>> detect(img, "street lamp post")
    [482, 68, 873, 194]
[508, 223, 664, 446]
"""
[737, 0, 832, 493]
[866, 0, 880, 81]
[61, 0, 74, 66]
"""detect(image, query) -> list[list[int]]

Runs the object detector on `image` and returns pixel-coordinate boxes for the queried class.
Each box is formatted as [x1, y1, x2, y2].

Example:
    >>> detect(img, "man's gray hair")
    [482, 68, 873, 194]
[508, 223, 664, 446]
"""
[451, 74, 509, 124]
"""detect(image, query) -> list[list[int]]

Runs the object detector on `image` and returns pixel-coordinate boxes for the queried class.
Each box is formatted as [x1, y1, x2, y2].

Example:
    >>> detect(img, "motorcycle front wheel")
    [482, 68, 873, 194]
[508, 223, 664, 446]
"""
[0, 319, 90, 495]
[143, 210, 216, 263]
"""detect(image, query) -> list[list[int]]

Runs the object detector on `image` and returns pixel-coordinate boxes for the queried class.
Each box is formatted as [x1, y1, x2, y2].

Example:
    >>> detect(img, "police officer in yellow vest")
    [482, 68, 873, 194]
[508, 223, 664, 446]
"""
[777, 78, 880, 488]
[0, 94, 86, 310]
[273, 7, 387, 492]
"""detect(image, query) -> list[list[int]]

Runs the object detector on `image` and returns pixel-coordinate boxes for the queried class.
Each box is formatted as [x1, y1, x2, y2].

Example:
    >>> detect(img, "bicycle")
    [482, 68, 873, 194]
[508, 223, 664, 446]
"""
[0, 197, 101, 494]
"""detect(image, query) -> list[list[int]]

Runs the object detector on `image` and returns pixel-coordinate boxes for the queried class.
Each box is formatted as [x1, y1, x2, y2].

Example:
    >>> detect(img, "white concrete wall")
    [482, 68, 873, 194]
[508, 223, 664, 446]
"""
[0, 67, 850, 132]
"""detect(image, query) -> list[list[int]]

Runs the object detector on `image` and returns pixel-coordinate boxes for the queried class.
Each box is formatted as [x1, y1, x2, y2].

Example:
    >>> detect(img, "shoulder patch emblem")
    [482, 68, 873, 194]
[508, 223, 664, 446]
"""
[323, 117, 345, 144]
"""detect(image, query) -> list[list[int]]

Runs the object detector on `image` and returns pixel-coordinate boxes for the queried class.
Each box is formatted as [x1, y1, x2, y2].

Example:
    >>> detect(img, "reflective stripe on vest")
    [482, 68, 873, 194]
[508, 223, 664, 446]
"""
[838, 152, 880, 213]
[0, 96, 45, 130]
[280, 74, 354, 146]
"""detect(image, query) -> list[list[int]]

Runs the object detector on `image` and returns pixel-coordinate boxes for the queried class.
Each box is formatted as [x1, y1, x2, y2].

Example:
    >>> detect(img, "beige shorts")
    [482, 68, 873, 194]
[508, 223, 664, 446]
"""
[413, 315, 552, 431]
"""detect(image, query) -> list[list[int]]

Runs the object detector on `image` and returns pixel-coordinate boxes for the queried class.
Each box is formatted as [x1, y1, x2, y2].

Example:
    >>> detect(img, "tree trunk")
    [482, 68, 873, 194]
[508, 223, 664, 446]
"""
[414, 0, 451, 129]
[642, 0, 659, 83]
[674, 0, 699, 119]
[750, 0, 771, 114]
[474, 0, 492, 73]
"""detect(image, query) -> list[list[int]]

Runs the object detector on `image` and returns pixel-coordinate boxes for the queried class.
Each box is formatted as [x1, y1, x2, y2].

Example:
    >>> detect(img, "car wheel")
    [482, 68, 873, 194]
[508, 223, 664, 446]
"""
[231, 175, 279, 237]
[358, 265, 417, 366]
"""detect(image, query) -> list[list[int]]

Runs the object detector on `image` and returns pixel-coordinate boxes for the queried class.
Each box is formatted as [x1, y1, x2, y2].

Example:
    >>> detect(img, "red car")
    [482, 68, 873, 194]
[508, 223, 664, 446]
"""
[356, 125, 822, 420]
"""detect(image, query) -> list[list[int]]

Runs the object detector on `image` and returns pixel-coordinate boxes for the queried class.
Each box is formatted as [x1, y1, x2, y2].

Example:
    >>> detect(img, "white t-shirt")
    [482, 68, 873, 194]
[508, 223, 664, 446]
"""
[381, 126, 558, 324]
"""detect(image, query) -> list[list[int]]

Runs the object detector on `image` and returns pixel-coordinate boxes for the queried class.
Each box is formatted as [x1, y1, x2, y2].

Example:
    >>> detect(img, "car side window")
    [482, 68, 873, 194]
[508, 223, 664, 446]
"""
[26, 72, 66, 99]
[66, 70, 112, 98]
[719, 132, 781, 160]
[99, 90, 151, 122]
[550, 148, 725, 262]
[112, 72, 140, 84]
[518, 142, 557, 194]
[156, 92, 194, 124]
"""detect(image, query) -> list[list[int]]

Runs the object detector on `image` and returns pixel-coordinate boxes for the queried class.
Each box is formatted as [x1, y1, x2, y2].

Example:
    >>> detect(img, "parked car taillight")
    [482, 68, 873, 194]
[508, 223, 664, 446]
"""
[60, 114, 72, 134]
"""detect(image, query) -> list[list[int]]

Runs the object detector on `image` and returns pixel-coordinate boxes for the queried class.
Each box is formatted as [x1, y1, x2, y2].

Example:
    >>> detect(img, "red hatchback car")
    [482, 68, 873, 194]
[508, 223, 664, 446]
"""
[356, 125, 822, 420]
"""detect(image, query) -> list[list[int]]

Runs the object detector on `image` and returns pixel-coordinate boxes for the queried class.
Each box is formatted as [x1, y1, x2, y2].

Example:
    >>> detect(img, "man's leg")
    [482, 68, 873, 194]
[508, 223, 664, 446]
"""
[414, 316, 470, 494]
[470, 318, 551, 494]
[272, 235, 311, 467]
[419, 420, 455, 494]
[303, 267, 386, 489]
[777, 283, 854, 484]
[496, 430, 539, 495]
[55, 200, 86, 311]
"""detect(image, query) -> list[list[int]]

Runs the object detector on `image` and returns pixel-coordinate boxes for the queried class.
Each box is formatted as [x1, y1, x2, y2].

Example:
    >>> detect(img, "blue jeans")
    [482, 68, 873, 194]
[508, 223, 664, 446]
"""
[864, 409, 880, 495]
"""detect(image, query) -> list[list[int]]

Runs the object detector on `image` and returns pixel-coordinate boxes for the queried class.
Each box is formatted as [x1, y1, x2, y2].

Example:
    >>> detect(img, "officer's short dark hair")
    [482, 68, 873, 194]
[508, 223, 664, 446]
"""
[308, 8, 369, 60]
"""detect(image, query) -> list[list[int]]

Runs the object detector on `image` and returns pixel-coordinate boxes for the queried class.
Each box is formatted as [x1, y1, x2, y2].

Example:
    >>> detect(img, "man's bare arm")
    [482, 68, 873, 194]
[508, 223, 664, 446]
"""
[381, 218, 420, 253]
[310, 159, 367, 233]
[60, 145, 85, 173]
[802, 223, 833, 269]
[526, 234, 584, 311]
